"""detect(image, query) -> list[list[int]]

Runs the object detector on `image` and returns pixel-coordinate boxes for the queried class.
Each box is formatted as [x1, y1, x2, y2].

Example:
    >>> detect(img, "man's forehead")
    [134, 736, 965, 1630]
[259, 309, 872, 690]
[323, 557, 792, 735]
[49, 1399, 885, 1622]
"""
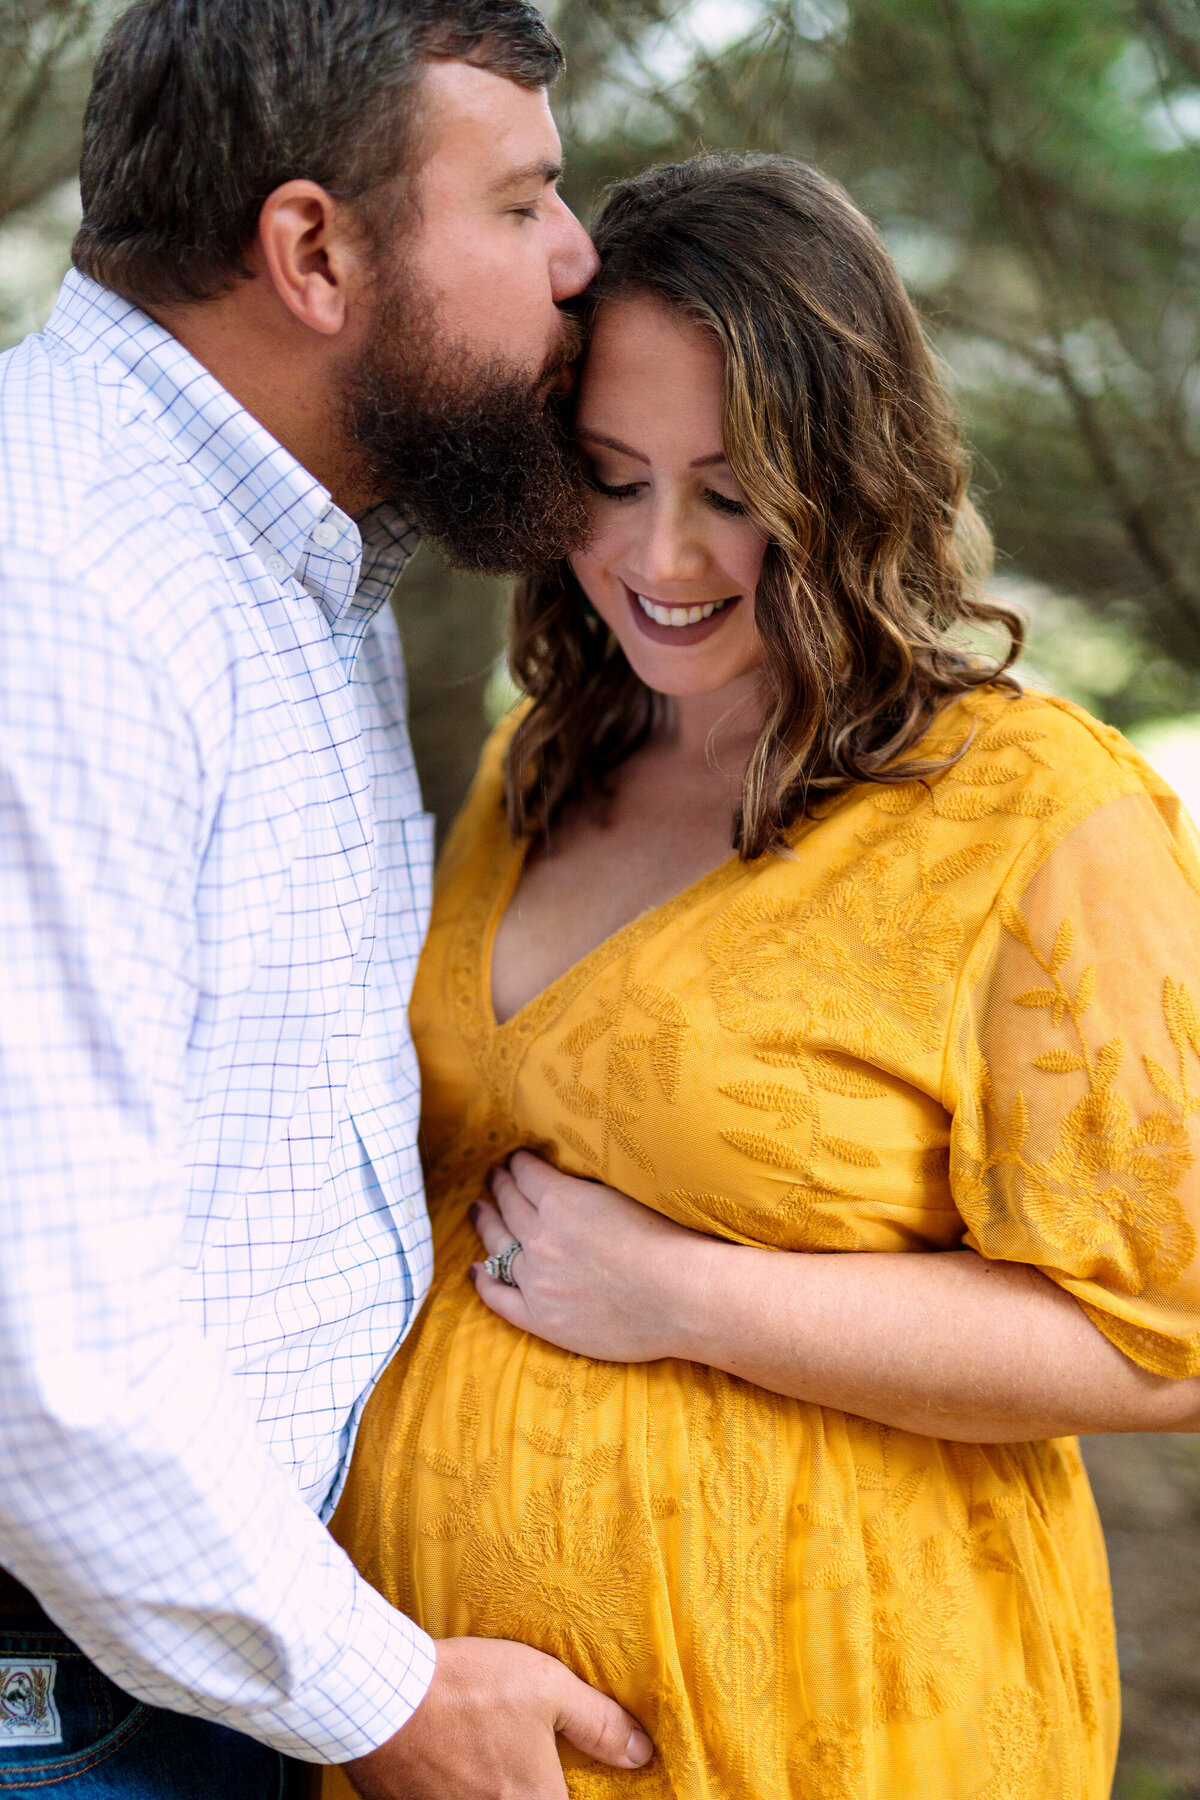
[417, 59, 562, 167]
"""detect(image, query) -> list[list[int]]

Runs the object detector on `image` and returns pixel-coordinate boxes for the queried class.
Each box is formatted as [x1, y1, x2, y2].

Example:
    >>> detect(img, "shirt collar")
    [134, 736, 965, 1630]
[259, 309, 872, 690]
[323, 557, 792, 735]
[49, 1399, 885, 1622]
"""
[44, 271, 418, 625]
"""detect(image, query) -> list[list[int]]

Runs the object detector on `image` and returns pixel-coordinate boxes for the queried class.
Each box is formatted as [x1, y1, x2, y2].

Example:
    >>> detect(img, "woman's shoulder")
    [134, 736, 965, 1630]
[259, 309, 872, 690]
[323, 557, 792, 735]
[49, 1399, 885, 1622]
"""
[893, 682, 1199, 903]
[784, 682, 1199, 932]
[909, 683, 1182, 831]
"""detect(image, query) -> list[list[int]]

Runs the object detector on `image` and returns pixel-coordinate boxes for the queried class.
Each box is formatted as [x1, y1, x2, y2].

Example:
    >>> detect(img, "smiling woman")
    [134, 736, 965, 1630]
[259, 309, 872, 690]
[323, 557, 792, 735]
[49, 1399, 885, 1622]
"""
[329, 154, 1200, 1800]
[505, 153, 1022, 859]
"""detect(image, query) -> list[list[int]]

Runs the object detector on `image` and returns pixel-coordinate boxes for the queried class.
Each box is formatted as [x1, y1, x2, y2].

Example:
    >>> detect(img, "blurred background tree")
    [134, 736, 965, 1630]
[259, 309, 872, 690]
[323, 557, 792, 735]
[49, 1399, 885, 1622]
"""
[5, 1, 1200, 1790]
[412, 0, 1200, 825]
[13, 0, 1200, 823]
[1, 1, 100, 218]
[0, 2, 112, 338]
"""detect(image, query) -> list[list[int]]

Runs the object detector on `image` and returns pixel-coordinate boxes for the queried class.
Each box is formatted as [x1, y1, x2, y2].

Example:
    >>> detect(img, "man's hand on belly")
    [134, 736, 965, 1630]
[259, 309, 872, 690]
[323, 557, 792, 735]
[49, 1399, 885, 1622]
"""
[339, 1636, 653, 1799]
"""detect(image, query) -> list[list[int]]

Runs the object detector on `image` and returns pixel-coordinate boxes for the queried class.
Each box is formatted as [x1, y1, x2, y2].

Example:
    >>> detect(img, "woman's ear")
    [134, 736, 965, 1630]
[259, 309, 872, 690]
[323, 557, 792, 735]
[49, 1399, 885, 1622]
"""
[255, 179, 368, 338]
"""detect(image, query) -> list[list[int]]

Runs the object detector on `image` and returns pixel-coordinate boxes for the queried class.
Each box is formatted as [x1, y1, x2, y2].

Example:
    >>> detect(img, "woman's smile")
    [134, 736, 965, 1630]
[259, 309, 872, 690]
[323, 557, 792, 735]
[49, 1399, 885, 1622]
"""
[624, 580, 743, 644]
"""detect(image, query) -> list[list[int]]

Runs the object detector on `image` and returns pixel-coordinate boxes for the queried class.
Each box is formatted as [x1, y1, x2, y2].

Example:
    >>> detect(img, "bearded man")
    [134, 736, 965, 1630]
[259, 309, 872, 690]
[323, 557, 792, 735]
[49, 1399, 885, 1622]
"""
[0, 3, 653, 1796]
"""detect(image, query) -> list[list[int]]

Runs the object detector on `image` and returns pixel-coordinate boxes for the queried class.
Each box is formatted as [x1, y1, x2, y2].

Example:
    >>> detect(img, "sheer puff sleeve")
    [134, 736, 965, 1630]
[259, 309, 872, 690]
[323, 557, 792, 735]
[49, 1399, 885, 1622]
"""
[949, 775, 1200, 1378]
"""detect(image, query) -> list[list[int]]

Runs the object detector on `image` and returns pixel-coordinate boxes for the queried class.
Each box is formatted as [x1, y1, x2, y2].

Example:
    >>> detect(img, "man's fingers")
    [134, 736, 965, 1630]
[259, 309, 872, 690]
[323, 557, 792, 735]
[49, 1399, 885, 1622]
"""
[549, 1665, 654, 1771]
[345, 1637, 575, 1799]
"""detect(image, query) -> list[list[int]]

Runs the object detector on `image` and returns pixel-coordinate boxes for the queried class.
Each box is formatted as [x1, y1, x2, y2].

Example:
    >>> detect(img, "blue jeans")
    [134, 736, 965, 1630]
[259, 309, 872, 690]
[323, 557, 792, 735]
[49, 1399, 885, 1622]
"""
[0, 1589, 309, 1798]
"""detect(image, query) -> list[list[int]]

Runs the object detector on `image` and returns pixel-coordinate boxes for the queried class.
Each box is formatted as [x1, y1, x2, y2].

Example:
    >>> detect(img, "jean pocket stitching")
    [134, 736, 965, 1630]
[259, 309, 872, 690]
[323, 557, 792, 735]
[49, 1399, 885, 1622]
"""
[82, 1665, 113, 1738]
[0, 1700, 151, 1786]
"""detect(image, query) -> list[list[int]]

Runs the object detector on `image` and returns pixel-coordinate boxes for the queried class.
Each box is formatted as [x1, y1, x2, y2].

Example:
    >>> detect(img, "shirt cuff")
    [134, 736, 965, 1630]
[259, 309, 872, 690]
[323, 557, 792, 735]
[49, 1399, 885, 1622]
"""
[256, 1575, 436, 1763]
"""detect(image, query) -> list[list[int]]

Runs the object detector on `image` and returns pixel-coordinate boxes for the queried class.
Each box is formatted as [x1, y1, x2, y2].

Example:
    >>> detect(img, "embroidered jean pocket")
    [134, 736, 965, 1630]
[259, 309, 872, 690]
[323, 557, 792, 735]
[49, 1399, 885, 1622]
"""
[0, 1625, 146, 1781]
[0, 1659, 62, 1746]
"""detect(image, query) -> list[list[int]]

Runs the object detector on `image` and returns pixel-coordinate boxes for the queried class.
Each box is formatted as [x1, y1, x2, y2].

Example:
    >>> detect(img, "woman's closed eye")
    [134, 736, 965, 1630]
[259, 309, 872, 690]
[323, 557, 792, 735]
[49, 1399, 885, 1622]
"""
[584, 465, 644, 501]
[584, 464, 747, 516]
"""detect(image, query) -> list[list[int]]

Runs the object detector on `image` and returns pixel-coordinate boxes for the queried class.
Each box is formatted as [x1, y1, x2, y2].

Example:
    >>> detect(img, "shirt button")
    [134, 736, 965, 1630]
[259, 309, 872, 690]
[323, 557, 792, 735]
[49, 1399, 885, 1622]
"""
[264, 553, 289, 579]
[312, 520, 340, 550]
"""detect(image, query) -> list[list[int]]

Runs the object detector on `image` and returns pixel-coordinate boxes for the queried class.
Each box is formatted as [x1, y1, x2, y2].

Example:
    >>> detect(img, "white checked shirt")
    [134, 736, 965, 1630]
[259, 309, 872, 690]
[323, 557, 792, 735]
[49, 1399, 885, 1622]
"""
[0, 271, 439, 1759]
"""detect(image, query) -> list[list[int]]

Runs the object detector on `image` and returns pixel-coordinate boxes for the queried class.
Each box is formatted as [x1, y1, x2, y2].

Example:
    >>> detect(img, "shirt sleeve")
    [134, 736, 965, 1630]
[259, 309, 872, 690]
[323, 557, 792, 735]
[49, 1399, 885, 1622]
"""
[0, 544, 435, 1761]
[948, 780, 1200, 1378]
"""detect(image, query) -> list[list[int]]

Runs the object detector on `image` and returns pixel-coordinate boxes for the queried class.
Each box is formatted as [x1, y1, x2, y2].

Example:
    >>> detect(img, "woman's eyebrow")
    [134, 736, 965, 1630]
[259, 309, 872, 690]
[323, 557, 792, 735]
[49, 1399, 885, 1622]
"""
[577, 428, 729, 471]
[577, 429, 649, 464]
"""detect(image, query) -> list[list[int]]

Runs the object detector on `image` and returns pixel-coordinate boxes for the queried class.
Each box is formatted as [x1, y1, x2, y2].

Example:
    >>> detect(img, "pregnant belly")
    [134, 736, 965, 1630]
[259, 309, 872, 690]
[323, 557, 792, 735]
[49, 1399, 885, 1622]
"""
[333, 1249, 1117, 1799]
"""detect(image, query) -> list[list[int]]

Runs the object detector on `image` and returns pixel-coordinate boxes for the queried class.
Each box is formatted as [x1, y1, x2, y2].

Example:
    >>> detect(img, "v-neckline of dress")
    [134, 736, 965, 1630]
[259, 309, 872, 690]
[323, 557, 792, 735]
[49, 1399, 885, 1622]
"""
[481, 825, 747, 1035]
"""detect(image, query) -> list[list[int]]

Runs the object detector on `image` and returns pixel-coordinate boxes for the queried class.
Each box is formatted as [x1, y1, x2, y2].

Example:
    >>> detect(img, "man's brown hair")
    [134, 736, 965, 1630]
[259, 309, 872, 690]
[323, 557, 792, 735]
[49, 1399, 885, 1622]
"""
[73, 0, 562, 308]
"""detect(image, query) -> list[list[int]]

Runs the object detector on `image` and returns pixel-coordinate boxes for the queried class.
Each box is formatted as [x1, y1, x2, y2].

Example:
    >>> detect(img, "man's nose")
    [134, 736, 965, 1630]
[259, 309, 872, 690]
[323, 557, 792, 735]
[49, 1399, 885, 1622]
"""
[550, 200, 600, 304]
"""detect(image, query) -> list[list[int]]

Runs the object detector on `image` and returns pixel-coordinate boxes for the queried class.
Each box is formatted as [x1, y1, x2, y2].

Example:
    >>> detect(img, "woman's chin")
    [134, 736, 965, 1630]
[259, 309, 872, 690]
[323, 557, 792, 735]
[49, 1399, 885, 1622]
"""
[595, 602, 762, 698]
[613, 635, 763, 699]
[636, 666, 753, 700]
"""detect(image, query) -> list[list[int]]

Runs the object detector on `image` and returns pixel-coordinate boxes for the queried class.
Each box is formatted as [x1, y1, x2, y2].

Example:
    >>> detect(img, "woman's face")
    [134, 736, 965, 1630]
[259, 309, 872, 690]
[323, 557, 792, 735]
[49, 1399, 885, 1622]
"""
[569, 295, 769, 698]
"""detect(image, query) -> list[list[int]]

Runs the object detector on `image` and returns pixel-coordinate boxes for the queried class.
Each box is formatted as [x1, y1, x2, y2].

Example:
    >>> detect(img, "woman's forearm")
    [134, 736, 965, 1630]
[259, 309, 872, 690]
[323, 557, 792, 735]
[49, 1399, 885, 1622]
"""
[477, 1155, 1200, 1441]
[673, 1240, 1200, 1442]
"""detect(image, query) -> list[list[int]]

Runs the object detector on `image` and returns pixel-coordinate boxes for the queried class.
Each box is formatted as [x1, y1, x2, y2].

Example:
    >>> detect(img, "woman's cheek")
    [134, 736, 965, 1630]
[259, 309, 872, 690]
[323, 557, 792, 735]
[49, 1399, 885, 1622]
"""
[569, 535, 623, 615]
[726, 518, 769, 593]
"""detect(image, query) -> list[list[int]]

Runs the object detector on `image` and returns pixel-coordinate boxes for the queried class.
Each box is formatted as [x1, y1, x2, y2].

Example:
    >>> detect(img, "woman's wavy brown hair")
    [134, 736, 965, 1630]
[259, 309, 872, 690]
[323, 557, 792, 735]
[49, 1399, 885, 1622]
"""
[505, 153, 1022, 859]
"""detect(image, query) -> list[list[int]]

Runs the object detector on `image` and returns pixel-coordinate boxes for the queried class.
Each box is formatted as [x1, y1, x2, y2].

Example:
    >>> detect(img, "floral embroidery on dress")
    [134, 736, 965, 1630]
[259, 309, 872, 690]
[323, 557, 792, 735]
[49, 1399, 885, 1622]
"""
[956, 904, 1198, 1297]
[688, 1367, 788, 1784]
[974, 1687, 1052, 1800]
[658, 1182, 861, 1249]
[702, 703, 1073, 1223]
[788, 1715, 867, 1799]
[855, 1435, 978, 1723]
[539, 977, 688, 1182]
[420, 1358, 659, 1687]
[707, 870, 962, 1063]
[854, 706, 1058, 880]
[336, 688, 1150, 1800]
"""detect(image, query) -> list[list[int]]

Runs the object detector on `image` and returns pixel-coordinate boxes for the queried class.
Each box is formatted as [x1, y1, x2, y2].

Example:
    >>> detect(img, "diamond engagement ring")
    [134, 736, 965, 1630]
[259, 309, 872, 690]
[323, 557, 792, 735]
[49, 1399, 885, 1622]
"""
[483, 1239, 523, 1286]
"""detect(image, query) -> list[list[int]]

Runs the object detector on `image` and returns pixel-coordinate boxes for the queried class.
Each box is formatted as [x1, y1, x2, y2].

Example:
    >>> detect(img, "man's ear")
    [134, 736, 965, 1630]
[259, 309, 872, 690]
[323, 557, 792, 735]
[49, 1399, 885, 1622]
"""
[256, 179, 367, 338]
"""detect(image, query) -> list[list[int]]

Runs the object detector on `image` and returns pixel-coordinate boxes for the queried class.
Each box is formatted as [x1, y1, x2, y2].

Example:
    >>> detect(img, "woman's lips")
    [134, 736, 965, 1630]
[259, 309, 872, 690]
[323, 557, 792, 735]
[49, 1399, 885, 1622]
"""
[624, 582, 743, 646]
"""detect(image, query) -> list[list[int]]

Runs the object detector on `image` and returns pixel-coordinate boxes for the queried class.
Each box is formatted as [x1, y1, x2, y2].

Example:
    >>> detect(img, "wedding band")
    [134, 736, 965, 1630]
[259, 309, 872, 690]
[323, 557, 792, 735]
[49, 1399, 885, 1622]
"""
[483, 1240, 523, 1286]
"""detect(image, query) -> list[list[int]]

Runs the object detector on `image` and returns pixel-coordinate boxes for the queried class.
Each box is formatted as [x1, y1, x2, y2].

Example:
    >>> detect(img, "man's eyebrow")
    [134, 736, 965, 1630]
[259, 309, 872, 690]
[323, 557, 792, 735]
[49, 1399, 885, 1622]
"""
[578, 429, 730, 472]
[489, 158, 563, 194]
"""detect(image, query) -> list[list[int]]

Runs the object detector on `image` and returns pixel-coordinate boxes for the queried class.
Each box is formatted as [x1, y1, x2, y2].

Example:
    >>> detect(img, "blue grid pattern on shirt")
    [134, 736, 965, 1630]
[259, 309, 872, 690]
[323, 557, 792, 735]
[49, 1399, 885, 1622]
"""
[0, 271, 436, 1760]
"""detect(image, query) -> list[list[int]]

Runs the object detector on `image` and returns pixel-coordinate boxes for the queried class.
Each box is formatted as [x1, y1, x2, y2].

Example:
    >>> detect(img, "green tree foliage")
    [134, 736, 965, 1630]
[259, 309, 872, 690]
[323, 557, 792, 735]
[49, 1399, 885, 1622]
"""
[552, 0, 1200, 728]
[0, 1, 112, 223]
[6, 0, 1200, 785]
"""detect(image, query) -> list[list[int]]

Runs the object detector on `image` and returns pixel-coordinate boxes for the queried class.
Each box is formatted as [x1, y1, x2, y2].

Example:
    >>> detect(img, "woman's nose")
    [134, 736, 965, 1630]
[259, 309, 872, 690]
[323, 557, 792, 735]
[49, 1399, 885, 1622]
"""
[630, 500, 709, 588]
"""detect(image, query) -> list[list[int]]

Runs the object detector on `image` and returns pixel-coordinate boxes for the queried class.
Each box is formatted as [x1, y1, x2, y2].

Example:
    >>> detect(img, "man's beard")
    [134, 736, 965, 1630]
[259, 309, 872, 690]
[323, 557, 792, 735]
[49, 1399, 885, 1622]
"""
[343, 275, 590, 575]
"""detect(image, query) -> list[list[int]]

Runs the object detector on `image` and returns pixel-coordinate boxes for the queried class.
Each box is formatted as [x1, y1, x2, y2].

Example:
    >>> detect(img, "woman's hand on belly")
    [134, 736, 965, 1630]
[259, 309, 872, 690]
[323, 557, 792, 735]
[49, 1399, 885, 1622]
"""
[471, 1150, 708, 1362]
[473, 1153, 1200, 1441]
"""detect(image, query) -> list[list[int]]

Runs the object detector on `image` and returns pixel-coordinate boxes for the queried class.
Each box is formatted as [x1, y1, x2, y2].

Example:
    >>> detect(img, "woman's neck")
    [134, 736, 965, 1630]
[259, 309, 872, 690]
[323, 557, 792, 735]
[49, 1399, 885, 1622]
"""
[661, 674, 763, 771]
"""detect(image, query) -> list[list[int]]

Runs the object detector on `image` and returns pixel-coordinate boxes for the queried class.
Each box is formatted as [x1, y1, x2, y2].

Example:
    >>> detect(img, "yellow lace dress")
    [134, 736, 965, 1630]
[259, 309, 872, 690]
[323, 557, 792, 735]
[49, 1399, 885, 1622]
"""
[328, 686, 1200, 1800]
